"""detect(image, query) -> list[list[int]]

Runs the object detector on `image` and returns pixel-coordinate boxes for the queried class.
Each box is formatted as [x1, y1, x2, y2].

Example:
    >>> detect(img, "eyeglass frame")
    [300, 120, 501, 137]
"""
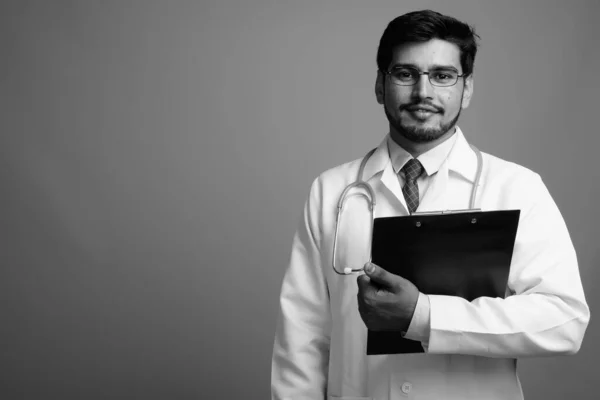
[382, 66, 467, 87]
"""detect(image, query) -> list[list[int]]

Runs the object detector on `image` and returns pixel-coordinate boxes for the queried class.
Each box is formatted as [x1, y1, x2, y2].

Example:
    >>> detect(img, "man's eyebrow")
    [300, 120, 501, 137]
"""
[389, 63, 460, 72]
[430, 64, 460, 72]
[388, 63, 418, 70]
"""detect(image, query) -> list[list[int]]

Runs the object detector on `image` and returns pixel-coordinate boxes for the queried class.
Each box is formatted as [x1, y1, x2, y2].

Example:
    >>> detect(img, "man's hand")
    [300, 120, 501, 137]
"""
[357, 262, 419, 332]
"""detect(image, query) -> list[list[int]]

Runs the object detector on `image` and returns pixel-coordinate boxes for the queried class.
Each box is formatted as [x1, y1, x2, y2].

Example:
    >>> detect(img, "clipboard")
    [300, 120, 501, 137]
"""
[366, 209, 520, 355]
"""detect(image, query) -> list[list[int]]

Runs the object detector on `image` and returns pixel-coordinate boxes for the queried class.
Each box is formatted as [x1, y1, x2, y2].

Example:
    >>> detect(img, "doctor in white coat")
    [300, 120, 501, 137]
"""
[271, 10, 589, 400]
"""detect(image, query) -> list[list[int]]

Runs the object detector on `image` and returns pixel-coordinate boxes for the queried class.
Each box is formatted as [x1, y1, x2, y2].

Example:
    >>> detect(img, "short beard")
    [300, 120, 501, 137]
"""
[385, 107, 461, 143]
[382, 85, 465, 143]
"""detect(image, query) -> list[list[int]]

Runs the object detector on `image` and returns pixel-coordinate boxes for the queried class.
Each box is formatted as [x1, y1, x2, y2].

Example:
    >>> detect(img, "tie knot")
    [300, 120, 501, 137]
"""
[401, 159, 424, 182]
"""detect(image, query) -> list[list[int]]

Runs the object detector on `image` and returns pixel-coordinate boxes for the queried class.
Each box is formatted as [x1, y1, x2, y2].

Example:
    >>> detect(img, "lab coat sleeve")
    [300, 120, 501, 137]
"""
[426, 173, 590, 358]
[272, 178, 331, 400]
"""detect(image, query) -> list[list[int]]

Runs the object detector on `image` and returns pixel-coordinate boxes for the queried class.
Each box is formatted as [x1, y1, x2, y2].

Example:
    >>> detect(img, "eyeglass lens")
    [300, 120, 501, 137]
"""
[389, 67, 459, 86]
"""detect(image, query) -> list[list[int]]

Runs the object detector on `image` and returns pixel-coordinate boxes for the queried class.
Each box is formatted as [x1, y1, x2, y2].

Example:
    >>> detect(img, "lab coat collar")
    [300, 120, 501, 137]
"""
[361, 136, 392, 182]
[361, 126, 480, 184]
[447, 127, 480, 184]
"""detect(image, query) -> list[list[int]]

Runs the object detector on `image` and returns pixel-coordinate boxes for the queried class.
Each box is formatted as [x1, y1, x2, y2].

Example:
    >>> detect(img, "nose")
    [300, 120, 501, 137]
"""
[412, 73, 434, 100]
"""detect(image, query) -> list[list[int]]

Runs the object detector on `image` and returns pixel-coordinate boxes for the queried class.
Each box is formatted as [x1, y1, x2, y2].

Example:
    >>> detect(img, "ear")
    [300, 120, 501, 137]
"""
[375, 71, 385, 104]
[461, 74, 474, 109]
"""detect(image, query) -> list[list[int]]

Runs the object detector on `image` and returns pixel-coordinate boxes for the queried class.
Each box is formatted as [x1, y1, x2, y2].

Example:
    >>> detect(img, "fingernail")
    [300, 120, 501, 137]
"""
[365, 263, 374, 273]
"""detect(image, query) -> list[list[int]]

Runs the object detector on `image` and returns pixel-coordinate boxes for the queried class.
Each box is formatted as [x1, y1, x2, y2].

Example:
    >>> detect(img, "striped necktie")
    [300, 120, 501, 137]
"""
[401, 158, 424, 214]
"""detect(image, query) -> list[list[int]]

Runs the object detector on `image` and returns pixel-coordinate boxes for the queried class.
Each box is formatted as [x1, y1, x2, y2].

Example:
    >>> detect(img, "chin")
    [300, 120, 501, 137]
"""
[386, 107, 461, 144]
[408, 121, 439, 131]
[397, 123, 448, 143]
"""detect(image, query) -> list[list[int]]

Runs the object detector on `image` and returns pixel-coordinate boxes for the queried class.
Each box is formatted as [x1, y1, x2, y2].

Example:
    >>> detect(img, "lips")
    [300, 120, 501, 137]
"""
[405, 105, 439, 113]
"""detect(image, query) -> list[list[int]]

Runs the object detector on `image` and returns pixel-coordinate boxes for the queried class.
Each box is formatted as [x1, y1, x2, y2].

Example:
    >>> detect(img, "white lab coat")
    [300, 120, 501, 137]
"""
[271, 129, 589, 400]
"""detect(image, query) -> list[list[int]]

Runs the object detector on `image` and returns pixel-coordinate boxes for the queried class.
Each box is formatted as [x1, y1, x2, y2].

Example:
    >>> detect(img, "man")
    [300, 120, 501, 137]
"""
[271, 10, 589, 400]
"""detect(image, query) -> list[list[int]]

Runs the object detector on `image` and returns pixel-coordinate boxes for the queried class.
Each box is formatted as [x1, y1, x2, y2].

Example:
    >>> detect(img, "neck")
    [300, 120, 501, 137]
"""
[390, 126, 457, 158]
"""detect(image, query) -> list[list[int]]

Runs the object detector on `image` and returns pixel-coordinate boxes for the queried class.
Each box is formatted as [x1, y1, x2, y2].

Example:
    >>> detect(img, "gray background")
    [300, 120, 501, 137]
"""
[1, 0, 598, 399]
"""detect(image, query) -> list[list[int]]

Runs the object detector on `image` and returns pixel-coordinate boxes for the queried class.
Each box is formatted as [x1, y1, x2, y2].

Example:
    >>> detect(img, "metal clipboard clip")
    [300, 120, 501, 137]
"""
[411, 208, 482, 216]
[410, 209, 483, 227]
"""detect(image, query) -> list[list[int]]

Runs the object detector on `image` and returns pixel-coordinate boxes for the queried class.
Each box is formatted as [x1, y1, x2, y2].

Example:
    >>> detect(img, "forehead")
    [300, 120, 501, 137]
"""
[389, 38, 462, 70]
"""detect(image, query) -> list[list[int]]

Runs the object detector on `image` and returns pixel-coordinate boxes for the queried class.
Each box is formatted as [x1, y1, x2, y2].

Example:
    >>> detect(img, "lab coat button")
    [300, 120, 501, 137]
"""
[401, 382, 412, 393]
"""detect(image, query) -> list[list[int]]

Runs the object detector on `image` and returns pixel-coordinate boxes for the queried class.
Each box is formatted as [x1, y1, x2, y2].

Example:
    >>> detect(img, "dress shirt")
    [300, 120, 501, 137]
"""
[387, 129, 458, 199]
[387, 132, 459, 347]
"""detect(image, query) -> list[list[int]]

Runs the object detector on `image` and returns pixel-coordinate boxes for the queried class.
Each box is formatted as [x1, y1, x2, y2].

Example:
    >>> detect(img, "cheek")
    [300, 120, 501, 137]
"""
[440, 92, 462, 112]
[385, 90, 411, 109]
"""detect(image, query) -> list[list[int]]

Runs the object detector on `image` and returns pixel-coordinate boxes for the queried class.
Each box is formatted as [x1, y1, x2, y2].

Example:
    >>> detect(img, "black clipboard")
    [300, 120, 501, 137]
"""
[366, 209, 520, 355]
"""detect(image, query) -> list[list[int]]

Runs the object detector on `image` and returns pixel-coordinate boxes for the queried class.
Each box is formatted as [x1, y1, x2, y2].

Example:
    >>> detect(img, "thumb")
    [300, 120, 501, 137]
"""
[363, 262, 401, 290]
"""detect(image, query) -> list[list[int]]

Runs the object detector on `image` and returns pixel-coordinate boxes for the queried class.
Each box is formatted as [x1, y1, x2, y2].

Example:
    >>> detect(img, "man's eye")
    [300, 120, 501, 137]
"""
[393, 69, 414, 79]
[433, 71, 456, 80]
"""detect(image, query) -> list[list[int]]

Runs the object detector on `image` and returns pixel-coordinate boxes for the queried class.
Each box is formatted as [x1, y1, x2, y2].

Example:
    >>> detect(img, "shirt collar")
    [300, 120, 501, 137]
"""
[361, 126, 479, 183]
[387, 130, 457, 177]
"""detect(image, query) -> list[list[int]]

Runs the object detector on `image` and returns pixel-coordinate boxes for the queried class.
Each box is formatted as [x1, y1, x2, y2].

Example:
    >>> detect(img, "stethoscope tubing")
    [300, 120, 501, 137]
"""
[332, 144, 483, 275]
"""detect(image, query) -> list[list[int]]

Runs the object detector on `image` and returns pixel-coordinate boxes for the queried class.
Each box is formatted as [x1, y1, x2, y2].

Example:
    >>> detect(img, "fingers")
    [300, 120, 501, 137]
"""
[363, 262, 399, 289]
[356, 274, 371, 294]
[356, 274, 373, 318]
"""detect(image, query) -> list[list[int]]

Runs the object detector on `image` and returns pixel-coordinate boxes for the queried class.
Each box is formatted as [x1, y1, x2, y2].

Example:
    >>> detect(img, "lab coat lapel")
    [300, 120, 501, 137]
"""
[362, 136, 412, 215]
[418, 128, 481, 212]
[447, 129, 480, 182]
[361, 137, 390, 182]
[380, 164, 408, 213]
[360, 132, 479, 214]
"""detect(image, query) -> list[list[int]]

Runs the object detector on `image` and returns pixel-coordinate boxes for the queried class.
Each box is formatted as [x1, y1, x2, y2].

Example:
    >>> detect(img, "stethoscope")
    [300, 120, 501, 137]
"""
[332, 143, 484, 275]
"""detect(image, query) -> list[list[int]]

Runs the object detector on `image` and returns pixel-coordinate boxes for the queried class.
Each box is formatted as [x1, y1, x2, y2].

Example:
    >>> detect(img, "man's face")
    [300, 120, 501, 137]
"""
[375, 39, 473, 143]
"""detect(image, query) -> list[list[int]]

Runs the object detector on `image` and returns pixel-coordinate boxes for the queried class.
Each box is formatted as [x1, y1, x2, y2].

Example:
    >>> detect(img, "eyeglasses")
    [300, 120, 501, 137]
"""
[385, 66, 465, 87]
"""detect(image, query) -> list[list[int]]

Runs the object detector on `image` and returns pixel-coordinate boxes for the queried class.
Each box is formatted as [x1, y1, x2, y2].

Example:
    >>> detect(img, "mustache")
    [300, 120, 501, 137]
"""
[400, 102, 444, 113]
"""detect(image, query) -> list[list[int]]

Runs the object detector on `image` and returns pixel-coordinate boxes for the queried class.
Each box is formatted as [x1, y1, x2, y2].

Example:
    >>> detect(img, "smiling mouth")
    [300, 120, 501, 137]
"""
[406, 106, 439, 113]
[407, 109, 438, 119]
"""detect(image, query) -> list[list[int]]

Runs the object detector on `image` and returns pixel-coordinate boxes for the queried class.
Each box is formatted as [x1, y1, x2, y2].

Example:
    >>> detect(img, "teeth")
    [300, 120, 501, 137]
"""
[409, 109, 433, 113]
[411, 110, 434, 118]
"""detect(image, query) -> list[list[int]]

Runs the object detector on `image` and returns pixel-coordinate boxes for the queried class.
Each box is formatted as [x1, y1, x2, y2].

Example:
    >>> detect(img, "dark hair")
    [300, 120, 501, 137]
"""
[377, 10, 480, 76]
